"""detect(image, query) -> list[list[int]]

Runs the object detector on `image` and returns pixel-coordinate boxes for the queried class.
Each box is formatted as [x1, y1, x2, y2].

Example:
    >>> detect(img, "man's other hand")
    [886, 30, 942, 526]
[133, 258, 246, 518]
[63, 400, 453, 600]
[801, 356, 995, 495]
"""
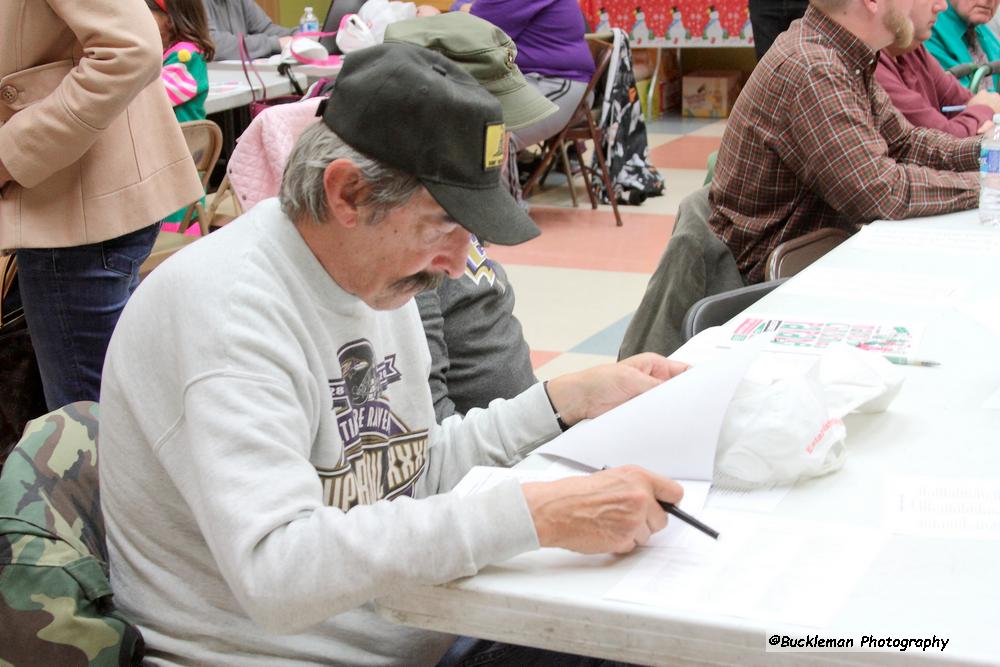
[522, 466, 683, 554]
[969, 89, 1000, 114]
[544, 353, 689, 426]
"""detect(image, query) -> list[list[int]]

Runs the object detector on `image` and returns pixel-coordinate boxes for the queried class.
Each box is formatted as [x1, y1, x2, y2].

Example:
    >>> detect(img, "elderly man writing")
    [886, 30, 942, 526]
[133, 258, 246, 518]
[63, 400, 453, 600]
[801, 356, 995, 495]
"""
[99, 43, 685, 666]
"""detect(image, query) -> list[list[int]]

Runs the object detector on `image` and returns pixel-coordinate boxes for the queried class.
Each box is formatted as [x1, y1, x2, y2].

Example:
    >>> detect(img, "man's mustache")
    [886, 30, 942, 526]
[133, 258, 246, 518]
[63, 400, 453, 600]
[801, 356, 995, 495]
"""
[392, 271, 445, 294]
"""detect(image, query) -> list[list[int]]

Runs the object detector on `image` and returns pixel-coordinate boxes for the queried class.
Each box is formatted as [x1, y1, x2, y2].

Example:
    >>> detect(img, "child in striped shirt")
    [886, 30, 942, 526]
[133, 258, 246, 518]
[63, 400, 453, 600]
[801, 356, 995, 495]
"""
[147, 0, 215, 232]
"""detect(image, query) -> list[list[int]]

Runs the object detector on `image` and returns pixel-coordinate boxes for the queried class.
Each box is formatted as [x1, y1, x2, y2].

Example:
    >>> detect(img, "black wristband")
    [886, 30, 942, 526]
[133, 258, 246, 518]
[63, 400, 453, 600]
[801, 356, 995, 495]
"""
[542, 380, 570, 432]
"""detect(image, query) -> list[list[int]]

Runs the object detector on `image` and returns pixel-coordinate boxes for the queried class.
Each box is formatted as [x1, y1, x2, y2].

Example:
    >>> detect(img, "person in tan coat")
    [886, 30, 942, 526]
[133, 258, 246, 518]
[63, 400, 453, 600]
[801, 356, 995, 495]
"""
[0, 0, 203, 410]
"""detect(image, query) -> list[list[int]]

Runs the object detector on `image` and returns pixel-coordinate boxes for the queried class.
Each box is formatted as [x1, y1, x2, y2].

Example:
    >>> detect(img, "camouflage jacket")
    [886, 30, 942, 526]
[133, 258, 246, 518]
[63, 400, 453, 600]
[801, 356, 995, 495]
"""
[0, 402, 143, 666]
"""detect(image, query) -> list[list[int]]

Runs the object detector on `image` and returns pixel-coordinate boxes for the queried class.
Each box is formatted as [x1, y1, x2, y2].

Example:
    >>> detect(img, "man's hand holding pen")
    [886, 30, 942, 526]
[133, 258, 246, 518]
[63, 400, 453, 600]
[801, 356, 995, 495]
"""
[522, 466, 684, 554]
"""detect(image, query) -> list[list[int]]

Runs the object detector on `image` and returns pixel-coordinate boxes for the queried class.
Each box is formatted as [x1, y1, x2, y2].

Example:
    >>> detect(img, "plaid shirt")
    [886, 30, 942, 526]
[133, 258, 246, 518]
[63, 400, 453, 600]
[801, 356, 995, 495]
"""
[709, 6, 981, 284]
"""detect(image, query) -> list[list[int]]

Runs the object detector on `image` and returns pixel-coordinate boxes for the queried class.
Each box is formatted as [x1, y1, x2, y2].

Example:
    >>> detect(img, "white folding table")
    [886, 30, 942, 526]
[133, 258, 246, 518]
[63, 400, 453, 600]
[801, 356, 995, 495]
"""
[374, 210, 1000, 666]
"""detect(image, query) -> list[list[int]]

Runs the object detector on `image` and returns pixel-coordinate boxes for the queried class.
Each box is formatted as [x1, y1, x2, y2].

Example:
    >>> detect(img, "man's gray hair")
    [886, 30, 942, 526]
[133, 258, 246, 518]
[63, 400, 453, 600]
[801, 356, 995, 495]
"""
[279, 121, 421, 225]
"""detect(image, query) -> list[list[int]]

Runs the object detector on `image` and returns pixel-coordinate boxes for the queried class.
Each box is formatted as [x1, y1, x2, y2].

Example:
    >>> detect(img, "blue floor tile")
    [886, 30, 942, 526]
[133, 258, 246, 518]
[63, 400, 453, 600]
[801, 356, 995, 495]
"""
[570, 313, 634, 357]
[646, 116, 720, 135]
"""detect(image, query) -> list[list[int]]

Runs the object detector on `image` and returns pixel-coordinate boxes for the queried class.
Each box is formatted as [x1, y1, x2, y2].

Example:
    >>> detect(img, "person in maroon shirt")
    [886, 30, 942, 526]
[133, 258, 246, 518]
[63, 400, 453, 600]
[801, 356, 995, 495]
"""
[876, 0, 1000, 136]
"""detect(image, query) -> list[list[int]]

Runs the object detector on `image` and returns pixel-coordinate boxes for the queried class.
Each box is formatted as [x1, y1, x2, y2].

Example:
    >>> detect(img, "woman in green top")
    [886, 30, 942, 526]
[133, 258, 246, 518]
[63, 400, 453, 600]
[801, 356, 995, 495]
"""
[147, 0, 216, 232]
[926, 0, 1000, 90]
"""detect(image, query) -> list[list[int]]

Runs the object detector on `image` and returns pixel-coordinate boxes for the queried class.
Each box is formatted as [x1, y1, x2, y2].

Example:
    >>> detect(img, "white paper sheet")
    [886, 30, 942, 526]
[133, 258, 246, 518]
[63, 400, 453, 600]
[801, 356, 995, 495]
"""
[853, 224, 1000, 256]
[884, 476, 1000, 540]
[780, 267, 965, 305]
[534, 347, 756, 481]
[984, 386, 1000, 410]
[955, 298, 1000, 340]
[605, 511, 886, 627]
[707, 480, 792, 513]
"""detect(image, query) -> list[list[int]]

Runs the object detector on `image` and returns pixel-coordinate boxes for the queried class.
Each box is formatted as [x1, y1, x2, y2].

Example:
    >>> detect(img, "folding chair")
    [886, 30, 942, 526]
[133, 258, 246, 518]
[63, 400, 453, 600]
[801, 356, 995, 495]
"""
[177, 120, 223, 236]
[140, 120, 223, 280]
[521, 36, 623, 227]
[203, 173, 242, 231]
[763, 228, 850, 281]
[681, 279, 788, 343]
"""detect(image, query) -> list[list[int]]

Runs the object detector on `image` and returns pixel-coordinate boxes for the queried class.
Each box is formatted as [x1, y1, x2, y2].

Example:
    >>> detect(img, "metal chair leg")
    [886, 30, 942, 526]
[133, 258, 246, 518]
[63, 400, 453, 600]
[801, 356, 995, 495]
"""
[558, 141, 579, 208]
[587, 118, 622, 226]
[522, 138, 562, 199]
[576, 140, 599, 209]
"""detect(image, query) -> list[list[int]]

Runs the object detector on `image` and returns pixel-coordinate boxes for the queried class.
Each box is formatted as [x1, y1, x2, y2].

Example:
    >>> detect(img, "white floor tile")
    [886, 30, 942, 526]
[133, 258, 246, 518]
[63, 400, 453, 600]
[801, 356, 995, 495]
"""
[504, 265, 652, 352]
[535, 352, 618, 381]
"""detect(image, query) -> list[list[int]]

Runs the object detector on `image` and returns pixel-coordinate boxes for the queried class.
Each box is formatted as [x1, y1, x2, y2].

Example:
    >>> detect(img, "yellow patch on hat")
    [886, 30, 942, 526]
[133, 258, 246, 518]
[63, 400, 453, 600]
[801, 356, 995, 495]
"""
[483, 122, 505, 170]
[178, 49, 192, 63]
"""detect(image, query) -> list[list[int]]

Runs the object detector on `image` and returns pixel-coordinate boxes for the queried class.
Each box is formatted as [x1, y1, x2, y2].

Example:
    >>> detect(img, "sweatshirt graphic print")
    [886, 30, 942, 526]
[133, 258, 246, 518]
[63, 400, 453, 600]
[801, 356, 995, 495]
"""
[320, 339, 427, 510]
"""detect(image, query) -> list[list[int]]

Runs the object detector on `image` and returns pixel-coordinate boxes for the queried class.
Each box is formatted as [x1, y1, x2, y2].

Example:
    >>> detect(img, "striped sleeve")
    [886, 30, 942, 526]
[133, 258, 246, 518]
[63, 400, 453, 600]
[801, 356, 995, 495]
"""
[161, 62, 198, 107]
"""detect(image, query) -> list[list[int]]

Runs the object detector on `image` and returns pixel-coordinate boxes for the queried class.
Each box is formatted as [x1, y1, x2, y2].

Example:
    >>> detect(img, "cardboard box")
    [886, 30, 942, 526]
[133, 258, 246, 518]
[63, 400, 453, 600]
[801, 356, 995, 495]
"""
[682, 70, 742, 118]
[636, 69, 681, 120]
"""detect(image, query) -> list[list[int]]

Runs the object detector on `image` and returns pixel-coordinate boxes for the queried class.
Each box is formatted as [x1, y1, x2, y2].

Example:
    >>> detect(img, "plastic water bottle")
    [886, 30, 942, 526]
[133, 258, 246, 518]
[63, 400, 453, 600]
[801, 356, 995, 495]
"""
[299, 7, 320, 40]
[979, 113, 1000, 227]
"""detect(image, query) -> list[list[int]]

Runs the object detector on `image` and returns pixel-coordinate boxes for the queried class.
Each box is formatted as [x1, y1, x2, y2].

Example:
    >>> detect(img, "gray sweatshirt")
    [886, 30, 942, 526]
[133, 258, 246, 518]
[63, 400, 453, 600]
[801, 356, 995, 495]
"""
[99, 199, 559, 665]
[416, 238, 536, 421]
[204, 0, 295, 60]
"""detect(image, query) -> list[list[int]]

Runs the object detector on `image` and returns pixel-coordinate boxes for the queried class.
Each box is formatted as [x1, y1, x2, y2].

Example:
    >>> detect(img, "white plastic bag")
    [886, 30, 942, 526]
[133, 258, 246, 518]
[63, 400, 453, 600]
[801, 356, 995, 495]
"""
[358, 0, 416, 43]
[715, 344, 904, 485]
[335, 14, 377, 53]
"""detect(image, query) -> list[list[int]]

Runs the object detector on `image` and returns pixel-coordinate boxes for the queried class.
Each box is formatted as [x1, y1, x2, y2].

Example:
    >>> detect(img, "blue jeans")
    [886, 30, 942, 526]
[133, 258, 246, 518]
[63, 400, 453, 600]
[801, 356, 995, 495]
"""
[15, 223, 160, 410]
[436, 637, 640, 667]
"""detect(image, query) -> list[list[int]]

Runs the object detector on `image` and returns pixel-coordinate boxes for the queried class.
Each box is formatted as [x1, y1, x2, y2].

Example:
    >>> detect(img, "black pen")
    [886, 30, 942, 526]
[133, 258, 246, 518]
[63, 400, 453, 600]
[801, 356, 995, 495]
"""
[583, 462, 721, 540]
[659, 501, 719, 540]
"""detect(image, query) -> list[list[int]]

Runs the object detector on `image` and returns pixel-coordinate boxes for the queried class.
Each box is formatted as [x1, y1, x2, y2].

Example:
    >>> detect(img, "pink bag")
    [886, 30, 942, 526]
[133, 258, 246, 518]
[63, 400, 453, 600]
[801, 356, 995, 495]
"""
[238, 35, 305, 118]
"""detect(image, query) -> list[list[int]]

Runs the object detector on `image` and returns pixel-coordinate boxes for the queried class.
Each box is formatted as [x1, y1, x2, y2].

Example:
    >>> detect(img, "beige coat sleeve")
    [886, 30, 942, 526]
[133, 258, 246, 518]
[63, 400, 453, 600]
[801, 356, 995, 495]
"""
[0, 0, 163, 188]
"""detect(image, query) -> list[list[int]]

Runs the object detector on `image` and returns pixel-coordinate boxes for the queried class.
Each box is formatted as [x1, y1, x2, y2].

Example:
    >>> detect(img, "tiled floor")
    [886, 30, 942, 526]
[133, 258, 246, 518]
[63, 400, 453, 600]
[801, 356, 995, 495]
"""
[502, 113, 725, 380]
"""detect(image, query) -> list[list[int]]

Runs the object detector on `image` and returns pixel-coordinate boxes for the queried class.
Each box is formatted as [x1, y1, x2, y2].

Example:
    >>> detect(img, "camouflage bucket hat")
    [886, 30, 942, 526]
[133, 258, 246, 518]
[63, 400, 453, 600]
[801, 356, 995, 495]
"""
[383, 12, 558, 131]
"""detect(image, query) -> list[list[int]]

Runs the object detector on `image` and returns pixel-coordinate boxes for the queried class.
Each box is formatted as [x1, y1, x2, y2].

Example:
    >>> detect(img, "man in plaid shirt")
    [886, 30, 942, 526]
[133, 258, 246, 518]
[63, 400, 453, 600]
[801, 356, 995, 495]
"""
[709, 0, 981, 284]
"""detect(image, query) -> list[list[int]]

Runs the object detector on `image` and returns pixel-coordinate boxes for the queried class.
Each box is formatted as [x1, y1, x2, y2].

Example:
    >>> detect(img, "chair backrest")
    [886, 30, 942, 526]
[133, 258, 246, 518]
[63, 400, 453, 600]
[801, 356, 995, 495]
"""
[180, 120, 223, 192]
[178, 120, 223, 234]
[681, 278, 788, 343]
[764, 228, 851, 281]
[581, 37, 615, 115]
[0, 402, 145, 664]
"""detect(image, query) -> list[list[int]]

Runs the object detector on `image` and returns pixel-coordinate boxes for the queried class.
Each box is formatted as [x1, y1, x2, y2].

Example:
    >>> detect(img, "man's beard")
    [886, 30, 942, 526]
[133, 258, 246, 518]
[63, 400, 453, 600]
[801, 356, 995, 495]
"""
[389, 271, 445, 296]
[883, 0, 916, 49]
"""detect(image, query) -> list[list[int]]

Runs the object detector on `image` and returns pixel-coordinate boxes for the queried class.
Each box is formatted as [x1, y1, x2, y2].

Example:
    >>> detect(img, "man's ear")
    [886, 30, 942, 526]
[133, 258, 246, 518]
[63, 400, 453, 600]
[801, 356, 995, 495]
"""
[861, 0, 879, 17]
[323, 159, 369, 228]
